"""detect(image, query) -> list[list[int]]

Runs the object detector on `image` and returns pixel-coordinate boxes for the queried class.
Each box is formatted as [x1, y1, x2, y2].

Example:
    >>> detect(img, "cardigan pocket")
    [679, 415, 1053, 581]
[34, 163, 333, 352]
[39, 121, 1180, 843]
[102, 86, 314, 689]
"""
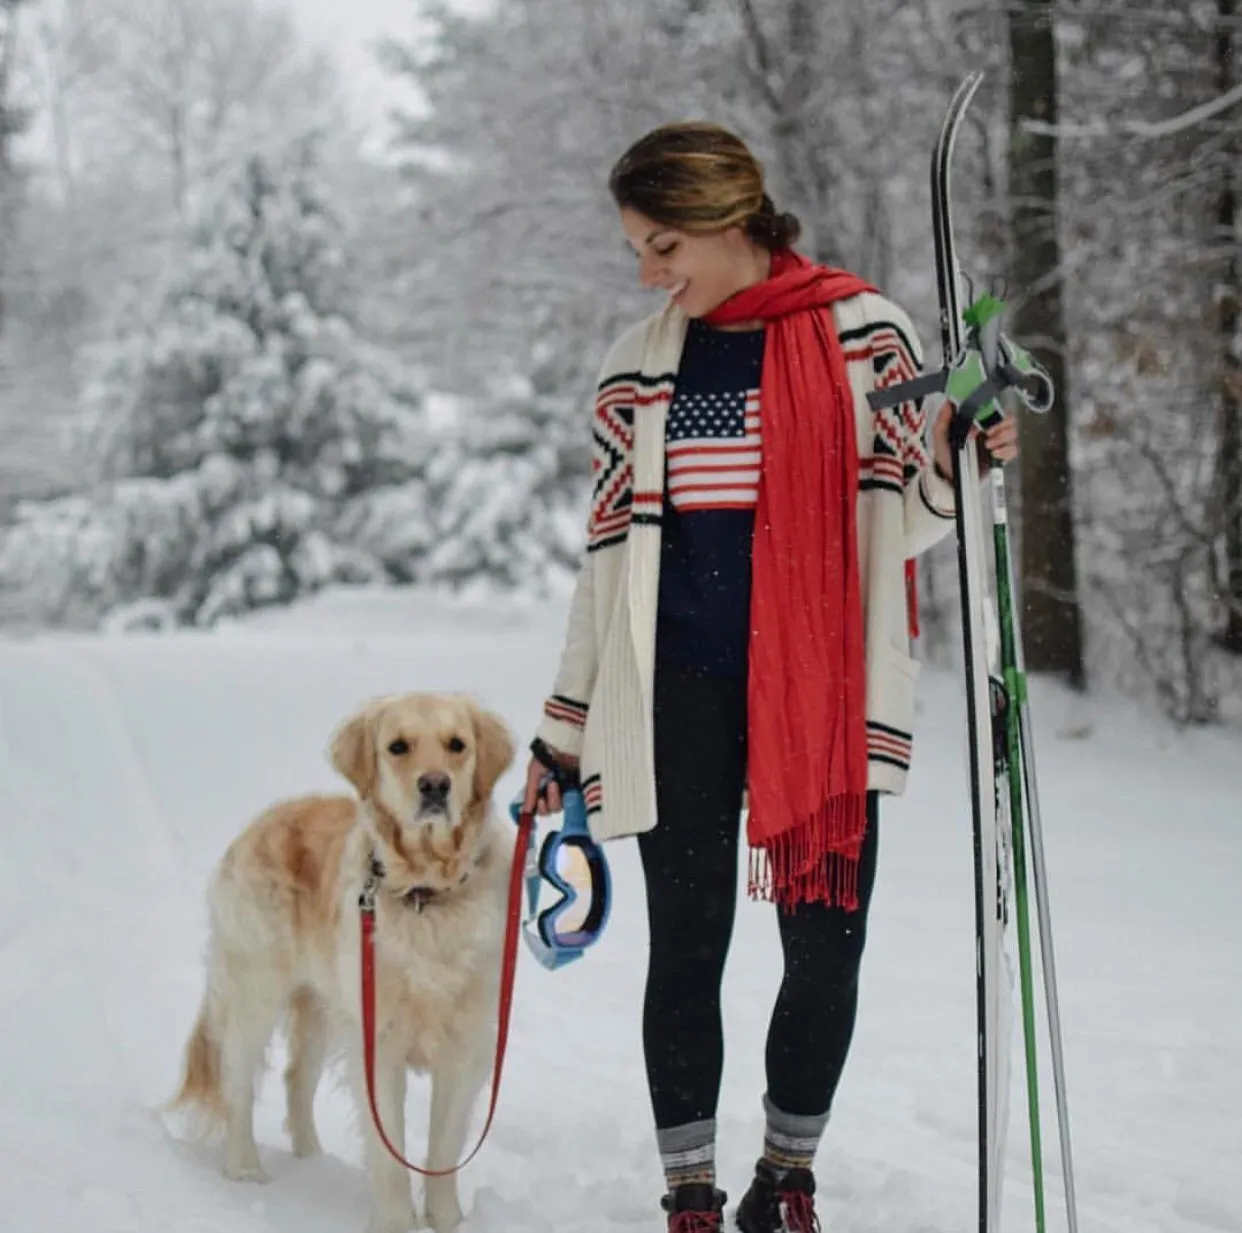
[867, 643, 921, 776]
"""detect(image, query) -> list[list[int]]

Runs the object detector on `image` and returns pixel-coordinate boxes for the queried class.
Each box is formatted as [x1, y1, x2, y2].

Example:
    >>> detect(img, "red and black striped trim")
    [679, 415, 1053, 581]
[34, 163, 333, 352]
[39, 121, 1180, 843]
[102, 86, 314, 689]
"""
[543, 694, 588, 729]
[839, 319, 922, 368]
[843, 319, 932, 483]
[588, 396, 633, 551]
[587, 374, 674, 552]
[859, 453, 905, 497]
[581, 773, 603, 816]
[867, 720, 913, 771]
[631, 488, 663, 528]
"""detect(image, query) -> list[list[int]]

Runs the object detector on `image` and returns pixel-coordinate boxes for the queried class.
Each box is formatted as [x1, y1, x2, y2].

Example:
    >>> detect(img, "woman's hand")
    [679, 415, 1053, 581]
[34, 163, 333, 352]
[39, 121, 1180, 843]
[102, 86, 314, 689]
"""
[521, 744, 579, 816]
[931, 402, 1021, 482]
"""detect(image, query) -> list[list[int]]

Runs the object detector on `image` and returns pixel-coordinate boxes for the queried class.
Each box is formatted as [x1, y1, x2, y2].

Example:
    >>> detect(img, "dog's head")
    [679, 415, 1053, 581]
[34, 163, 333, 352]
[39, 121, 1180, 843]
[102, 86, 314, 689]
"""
[328, 692, 516, 888]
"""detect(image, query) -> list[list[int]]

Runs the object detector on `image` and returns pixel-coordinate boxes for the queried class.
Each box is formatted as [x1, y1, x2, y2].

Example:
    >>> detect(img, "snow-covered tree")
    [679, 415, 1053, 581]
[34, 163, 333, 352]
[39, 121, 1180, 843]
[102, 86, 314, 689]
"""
[418, 352, 593, 594]
[0, 138, 430, 628]
[1, 0, 362, 506]
[1045, 1, 1241, 721]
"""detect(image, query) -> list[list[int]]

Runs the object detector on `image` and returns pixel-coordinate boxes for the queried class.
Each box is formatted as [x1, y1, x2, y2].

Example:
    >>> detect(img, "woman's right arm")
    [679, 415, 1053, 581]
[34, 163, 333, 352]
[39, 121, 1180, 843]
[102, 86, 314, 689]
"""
[522, 317, 649, 813]
[523, 332, 631, 812]
[522, 548, 596, 813]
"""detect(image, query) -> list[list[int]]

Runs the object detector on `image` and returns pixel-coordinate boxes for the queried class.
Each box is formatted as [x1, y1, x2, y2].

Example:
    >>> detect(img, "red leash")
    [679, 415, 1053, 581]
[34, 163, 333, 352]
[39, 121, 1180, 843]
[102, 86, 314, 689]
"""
[359, 808, 535, 1176]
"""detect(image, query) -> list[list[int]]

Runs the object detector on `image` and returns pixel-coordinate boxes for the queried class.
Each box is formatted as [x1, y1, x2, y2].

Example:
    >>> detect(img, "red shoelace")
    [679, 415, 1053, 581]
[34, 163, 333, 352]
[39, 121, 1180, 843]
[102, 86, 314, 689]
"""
[781, 1190, 821, 1233]
[668, 1211, 722, 1233]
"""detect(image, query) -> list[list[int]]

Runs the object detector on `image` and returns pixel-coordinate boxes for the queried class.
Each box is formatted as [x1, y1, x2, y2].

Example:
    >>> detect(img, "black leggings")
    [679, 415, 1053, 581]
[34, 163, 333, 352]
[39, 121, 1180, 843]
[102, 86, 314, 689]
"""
[638, 656, 879, 1127]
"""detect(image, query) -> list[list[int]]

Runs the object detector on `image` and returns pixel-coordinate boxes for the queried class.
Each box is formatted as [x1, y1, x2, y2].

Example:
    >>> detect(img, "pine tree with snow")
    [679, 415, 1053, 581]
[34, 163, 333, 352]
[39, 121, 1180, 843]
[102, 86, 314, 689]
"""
[417, 341, 592, 596]
[0, 139, 430, 628]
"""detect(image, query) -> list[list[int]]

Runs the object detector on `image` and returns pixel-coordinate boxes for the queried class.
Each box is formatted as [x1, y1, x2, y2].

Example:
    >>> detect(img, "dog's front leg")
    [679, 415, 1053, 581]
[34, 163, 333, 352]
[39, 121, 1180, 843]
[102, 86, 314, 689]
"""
[351, 1049, 419, 1233]
[423, 1044, 491, 1233]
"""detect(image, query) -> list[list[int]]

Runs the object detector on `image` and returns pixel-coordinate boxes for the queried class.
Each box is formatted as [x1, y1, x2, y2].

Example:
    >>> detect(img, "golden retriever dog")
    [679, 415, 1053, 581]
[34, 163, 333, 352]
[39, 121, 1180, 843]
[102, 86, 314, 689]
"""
[170, 692, 517, 1233]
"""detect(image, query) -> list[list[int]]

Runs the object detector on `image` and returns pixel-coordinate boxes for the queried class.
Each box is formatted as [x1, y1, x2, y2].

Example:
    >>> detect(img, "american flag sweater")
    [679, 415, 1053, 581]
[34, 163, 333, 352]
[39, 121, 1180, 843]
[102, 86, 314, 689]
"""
[536, 291, 956, 843]
[657, 319, 764, 676]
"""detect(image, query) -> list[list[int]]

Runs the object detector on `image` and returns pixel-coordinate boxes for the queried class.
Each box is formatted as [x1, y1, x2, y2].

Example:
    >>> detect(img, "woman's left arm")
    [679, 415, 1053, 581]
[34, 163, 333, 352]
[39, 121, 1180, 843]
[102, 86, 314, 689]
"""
[920, 396, 1021, 553]
[871, 298, 1018, 558]
[866, 298, 956, 557]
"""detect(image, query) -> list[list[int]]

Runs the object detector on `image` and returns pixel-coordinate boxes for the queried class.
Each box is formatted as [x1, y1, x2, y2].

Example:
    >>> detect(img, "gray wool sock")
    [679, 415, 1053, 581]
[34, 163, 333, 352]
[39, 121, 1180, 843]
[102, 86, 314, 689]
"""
[657, 1118, 717, 1191]
[761, 1093, 829, 1181]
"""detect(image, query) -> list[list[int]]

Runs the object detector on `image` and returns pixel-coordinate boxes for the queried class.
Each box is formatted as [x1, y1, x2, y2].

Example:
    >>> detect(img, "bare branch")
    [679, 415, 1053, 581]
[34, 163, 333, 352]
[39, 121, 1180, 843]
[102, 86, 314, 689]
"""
[1023, 80, 1242, 141]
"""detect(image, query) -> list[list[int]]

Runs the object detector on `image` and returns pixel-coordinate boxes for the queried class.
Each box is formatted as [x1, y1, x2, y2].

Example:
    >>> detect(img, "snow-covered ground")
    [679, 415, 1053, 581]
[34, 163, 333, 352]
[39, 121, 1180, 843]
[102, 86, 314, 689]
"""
[0, 586, 1238, 1233]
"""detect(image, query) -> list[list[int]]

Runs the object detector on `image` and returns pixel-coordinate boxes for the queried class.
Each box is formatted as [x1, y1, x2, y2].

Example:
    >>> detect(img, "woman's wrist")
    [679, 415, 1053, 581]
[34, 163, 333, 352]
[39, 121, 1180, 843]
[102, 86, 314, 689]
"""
[530, 736, 579, 770]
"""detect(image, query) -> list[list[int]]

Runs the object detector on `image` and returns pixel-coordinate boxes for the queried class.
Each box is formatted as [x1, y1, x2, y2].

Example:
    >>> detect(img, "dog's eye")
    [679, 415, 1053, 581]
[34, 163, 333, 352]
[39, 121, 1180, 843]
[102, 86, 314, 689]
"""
[387, 738, 410, 756]
[447, 736, 466, 754]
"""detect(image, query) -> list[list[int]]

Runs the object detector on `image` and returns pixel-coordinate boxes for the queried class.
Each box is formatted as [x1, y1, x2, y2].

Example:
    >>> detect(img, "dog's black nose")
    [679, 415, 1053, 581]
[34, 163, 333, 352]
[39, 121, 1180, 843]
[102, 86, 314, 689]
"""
[418, 771, 451, 801]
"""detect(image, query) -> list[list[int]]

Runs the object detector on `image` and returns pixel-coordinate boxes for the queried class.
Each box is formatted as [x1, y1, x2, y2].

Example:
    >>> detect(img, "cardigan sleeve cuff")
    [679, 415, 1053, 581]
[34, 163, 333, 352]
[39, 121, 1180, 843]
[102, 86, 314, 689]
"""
[921, 463, 956, 519]
[534, 695, 589, 759]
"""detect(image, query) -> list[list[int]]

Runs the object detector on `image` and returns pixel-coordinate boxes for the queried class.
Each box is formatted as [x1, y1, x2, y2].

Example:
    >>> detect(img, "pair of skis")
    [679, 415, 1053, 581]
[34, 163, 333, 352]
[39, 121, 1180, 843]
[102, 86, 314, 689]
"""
[877, 70, 1081, 1233]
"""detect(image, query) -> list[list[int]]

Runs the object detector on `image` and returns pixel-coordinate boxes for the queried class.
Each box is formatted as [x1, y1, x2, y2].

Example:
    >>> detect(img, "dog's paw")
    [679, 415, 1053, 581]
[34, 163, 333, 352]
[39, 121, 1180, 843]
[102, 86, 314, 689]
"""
[284, 1111, 323, 1158]
[424, 1197, 464, 1232]
[289, 1128, 322, 1158]
[223, 1157, 270, 1184]
[365, 1204, 421, 1233]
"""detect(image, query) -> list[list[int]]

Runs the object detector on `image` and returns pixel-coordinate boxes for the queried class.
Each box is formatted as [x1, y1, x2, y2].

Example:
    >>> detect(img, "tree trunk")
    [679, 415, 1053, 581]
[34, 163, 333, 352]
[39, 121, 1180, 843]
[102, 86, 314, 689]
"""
[0, 0, 27, 341]
[1008, 0, 1086, 688]
[1216, 0, 1242, 654]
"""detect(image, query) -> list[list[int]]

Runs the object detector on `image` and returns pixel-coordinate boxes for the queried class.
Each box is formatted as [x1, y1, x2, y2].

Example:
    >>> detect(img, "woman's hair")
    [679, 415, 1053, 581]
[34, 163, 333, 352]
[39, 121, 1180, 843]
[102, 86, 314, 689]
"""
[608, 121, 801, 252]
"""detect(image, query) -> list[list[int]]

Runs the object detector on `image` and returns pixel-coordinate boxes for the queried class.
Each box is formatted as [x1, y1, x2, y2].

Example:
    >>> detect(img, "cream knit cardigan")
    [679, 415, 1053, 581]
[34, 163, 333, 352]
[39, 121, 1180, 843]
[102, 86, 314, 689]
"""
[535, 291, 956, 843]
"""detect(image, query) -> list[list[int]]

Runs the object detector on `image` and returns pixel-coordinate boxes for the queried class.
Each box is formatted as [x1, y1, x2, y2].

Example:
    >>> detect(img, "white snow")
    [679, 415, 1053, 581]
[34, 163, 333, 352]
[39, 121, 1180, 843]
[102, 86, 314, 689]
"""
[0, 585, 1238, 1233]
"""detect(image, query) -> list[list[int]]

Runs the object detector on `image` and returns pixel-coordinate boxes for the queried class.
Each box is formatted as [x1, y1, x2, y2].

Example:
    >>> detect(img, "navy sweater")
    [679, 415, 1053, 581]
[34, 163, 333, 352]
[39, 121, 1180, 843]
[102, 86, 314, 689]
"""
[655, 319, 766, 677]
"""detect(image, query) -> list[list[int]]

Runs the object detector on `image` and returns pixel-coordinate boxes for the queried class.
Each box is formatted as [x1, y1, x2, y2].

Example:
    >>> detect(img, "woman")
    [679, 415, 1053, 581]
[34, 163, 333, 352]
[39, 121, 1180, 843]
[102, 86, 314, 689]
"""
[520, 122, 1017, 1233]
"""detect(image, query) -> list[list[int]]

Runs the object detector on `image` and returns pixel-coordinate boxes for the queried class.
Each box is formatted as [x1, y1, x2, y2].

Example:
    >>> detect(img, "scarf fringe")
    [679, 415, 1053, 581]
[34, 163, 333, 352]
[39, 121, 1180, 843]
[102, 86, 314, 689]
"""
[747, 793, 868, 912]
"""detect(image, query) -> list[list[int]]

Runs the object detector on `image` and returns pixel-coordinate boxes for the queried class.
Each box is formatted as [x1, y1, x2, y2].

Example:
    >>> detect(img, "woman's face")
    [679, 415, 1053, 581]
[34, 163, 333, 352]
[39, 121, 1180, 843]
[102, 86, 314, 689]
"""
[619, 207, 769, 319]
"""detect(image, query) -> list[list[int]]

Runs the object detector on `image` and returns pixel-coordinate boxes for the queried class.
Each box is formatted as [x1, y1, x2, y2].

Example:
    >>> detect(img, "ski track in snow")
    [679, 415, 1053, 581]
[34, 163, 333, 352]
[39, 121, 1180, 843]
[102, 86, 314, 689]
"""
[0, 587, 1239, 1233]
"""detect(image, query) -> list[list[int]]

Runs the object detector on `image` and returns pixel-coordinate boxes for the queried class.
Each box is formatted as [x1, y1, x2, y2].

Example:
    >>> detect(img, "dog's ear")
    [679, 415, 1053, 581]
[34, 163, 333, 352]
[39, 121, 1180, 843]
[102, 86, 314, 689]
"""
[470, 702, 516, 805]
[330, 704, 377, 798]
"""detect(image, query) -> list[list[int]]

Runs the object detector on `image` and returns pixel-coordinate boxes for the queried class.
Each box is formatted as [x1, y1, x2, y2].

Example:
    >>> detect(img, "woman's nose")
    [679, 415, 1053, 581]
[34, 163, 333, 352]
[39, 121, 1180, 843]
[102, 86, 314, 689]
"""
[638, 252, 662, 288]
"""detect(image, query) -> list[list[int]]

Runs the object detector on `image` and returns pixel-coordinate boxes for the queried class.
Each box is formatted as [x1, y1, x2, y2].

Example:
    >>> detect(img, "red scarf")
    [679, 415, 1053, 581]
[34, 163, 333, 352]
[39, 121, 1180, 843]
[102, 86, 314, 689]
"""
[704, 248, 876, 911]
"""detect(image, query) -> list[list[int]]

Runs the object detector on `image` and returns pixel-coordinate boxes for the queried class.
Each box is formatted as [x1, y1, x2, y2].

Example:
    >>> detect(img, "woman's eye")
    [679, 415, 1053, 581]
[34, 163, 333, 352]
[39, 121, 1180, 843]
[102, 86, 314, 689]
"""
[388, 739, 409, 756]
[447, 736, 466, 754]
[654, 242, 678, 257]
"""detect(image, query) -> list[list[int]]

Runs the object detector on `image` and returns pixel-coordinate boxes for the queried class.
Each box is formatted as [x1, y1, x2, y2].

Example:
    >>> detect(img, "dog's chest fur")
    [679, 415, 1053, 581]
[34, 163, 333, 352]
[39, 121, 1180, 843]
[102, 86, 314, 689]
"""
[343, 829, 508, 1070]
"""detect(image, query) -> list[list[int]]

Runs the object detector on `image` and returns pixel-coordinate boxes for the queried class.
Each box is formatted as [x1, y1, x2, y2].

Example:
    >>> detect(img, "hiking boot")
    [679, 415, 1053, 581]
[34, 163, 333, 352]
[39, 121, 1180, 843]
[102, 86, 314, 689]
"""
[734, 1159, 821, 1233]
[661, 1181, 728, 1232]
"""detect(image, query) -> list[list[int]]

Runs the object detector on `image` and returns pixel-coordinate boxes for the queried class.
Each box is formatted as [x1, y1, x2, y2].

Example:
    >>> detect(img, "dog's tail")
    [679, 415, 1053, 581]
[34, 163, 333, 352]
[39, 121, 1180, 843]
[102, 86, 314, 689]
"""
[166, 995, 226, 1130]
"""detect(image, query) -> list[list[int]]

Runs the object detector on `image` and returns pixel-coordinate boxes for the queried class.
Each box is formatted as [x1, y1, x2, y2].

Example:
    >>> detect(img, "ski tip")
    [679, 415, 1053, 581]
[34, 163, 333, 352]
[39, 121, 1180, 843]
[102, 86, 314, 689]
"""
[953, 69, 988, 110]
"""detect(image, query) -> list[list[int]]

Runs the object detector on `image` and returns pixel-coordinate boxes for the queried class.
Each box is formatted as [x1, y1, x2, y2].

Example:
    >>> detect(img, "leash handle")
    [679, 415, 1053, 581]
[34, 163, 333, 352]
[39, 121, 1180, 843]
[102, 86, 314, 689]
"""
[359, 808, 536, 1176]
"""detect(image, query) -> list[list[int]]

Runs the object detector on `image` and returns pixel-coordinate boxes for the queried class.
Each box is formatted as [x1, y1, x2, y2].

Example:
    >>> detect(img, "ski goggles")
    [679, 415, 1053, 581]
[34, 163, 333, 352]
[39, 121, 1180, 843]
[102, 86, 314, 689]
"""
[509, 773, 611, 971]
